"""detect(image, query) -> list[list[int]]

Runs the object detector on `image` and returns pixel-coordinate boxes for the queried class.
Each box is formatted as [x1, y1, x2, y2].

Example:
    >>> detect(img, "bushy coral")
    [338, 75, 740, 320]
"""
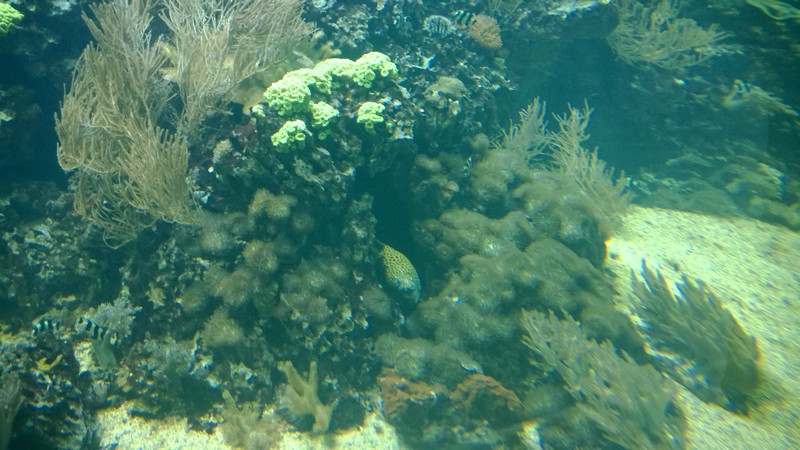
[522, 310, 685, 449]
[248, 189, 297, 221]
[201, 307, 245, 348]
[631, 262, 761, 411]
[280, 252, 350, 327]
[467, 98, 628, 258]
[608, 0, 729, 70]
[415, 207, 644, 358]
[375, 334, 482, 387]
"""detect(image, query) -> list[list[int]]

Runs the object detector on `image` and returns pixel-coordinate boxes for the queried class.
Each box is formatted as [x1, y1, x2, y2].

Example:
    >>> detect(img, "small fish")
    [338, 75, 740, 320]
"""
[75, 317, 118, 344]
[462, 155, 474, 176]
[32, 318, 61, 336]
[452, 10, 477, 28]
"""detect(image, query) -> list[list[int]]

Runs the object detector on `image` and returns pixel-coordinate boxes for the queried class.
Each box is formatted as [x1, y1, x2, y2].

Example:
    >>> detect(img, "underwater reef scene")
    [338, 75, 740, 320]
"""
[1, 0, 800, 448]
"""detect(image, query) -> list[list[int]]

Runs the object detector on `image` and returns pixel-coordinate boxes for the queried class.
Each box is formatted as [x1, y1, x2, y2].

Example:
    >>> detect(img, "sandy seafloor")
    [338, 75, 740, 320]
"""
[98, 205, 800, 449]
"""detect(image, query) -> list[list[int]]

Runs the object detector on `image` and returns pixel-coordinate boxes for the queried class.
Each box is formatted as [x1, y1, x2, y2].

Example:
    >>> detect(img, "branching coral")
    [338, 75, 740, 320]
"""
[521, 310, 685, 449]
[608, 0, 730, 70]
[56, 0, 311, 246]
[548, 101, 630, 235]
[631, 262, 761, 411]
[470, 98, 628, 238]
[220, 390, 281, 449]
[722, 79, 800, 119]
[160, 0, 312, 132]
[745, 0, 800, 21]
[277, 360, 332, 434]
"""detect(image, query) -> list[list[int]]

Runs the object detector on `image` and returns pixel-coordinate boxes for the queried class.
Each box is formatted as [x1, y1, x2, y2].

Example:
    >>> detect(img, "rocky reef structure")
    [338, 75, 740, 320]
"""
[0, 0, 797, 448]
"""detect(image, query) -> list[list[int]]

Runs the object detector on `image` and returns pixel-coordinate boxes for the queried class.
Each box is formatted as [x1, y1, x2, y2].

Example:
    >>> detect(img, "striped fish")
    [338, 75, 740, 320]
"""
[32, 318, 62, 337]
[75, 317, 118, 344]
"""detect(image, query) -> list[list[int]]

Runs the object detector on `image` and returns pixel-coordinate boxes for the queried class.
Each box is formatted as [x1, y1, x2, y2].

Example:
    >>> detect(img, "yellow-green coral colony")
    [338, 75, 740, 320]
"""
[380, 243, 421, 305]
[356, 102, 386, 132]
[0, 3, 23, 35]
[259, 52, 398, 147]
[270, 120, 308, 151]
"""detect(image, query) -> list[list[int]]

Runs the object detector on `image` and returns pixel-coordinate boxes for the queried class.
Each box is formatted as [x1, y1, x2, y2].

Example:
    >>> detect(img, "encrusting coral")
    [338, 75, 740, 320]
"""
[377, 367, 522, 447]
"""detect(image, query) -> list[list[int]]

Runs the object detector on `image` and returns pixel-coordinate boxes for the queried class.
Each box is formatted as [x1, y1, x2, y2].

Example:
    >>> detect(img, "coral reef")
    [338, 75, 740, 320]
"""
[55, 0, 311, 246]
[2, 0, 797, 448]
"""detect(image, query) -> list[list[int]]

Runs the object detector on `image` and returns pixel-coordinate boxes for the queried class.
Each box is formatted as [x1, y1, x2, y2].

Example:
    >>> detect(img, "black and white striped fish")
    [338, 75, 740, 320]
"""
[75, 317, 118, 344]
[32, 318, 62, 337]
[452, 10, 477, 28]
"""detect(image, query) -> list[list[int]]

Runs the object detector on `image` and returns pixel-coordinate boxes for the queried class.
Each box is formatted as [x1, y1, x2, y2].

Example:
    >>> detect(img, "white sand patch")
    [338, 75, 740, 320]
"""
[98, 403, 399, 450]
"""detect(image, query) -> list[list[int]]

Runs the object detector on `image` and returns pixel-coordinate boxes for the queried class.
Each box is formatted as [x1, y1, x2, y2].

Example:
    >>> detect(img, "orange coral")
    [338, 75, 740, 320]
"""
[378, 368, 446, 423]
[467, 14, 502, 50]
[450, 373, 523, 417]
[378, 368, 523, 430]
